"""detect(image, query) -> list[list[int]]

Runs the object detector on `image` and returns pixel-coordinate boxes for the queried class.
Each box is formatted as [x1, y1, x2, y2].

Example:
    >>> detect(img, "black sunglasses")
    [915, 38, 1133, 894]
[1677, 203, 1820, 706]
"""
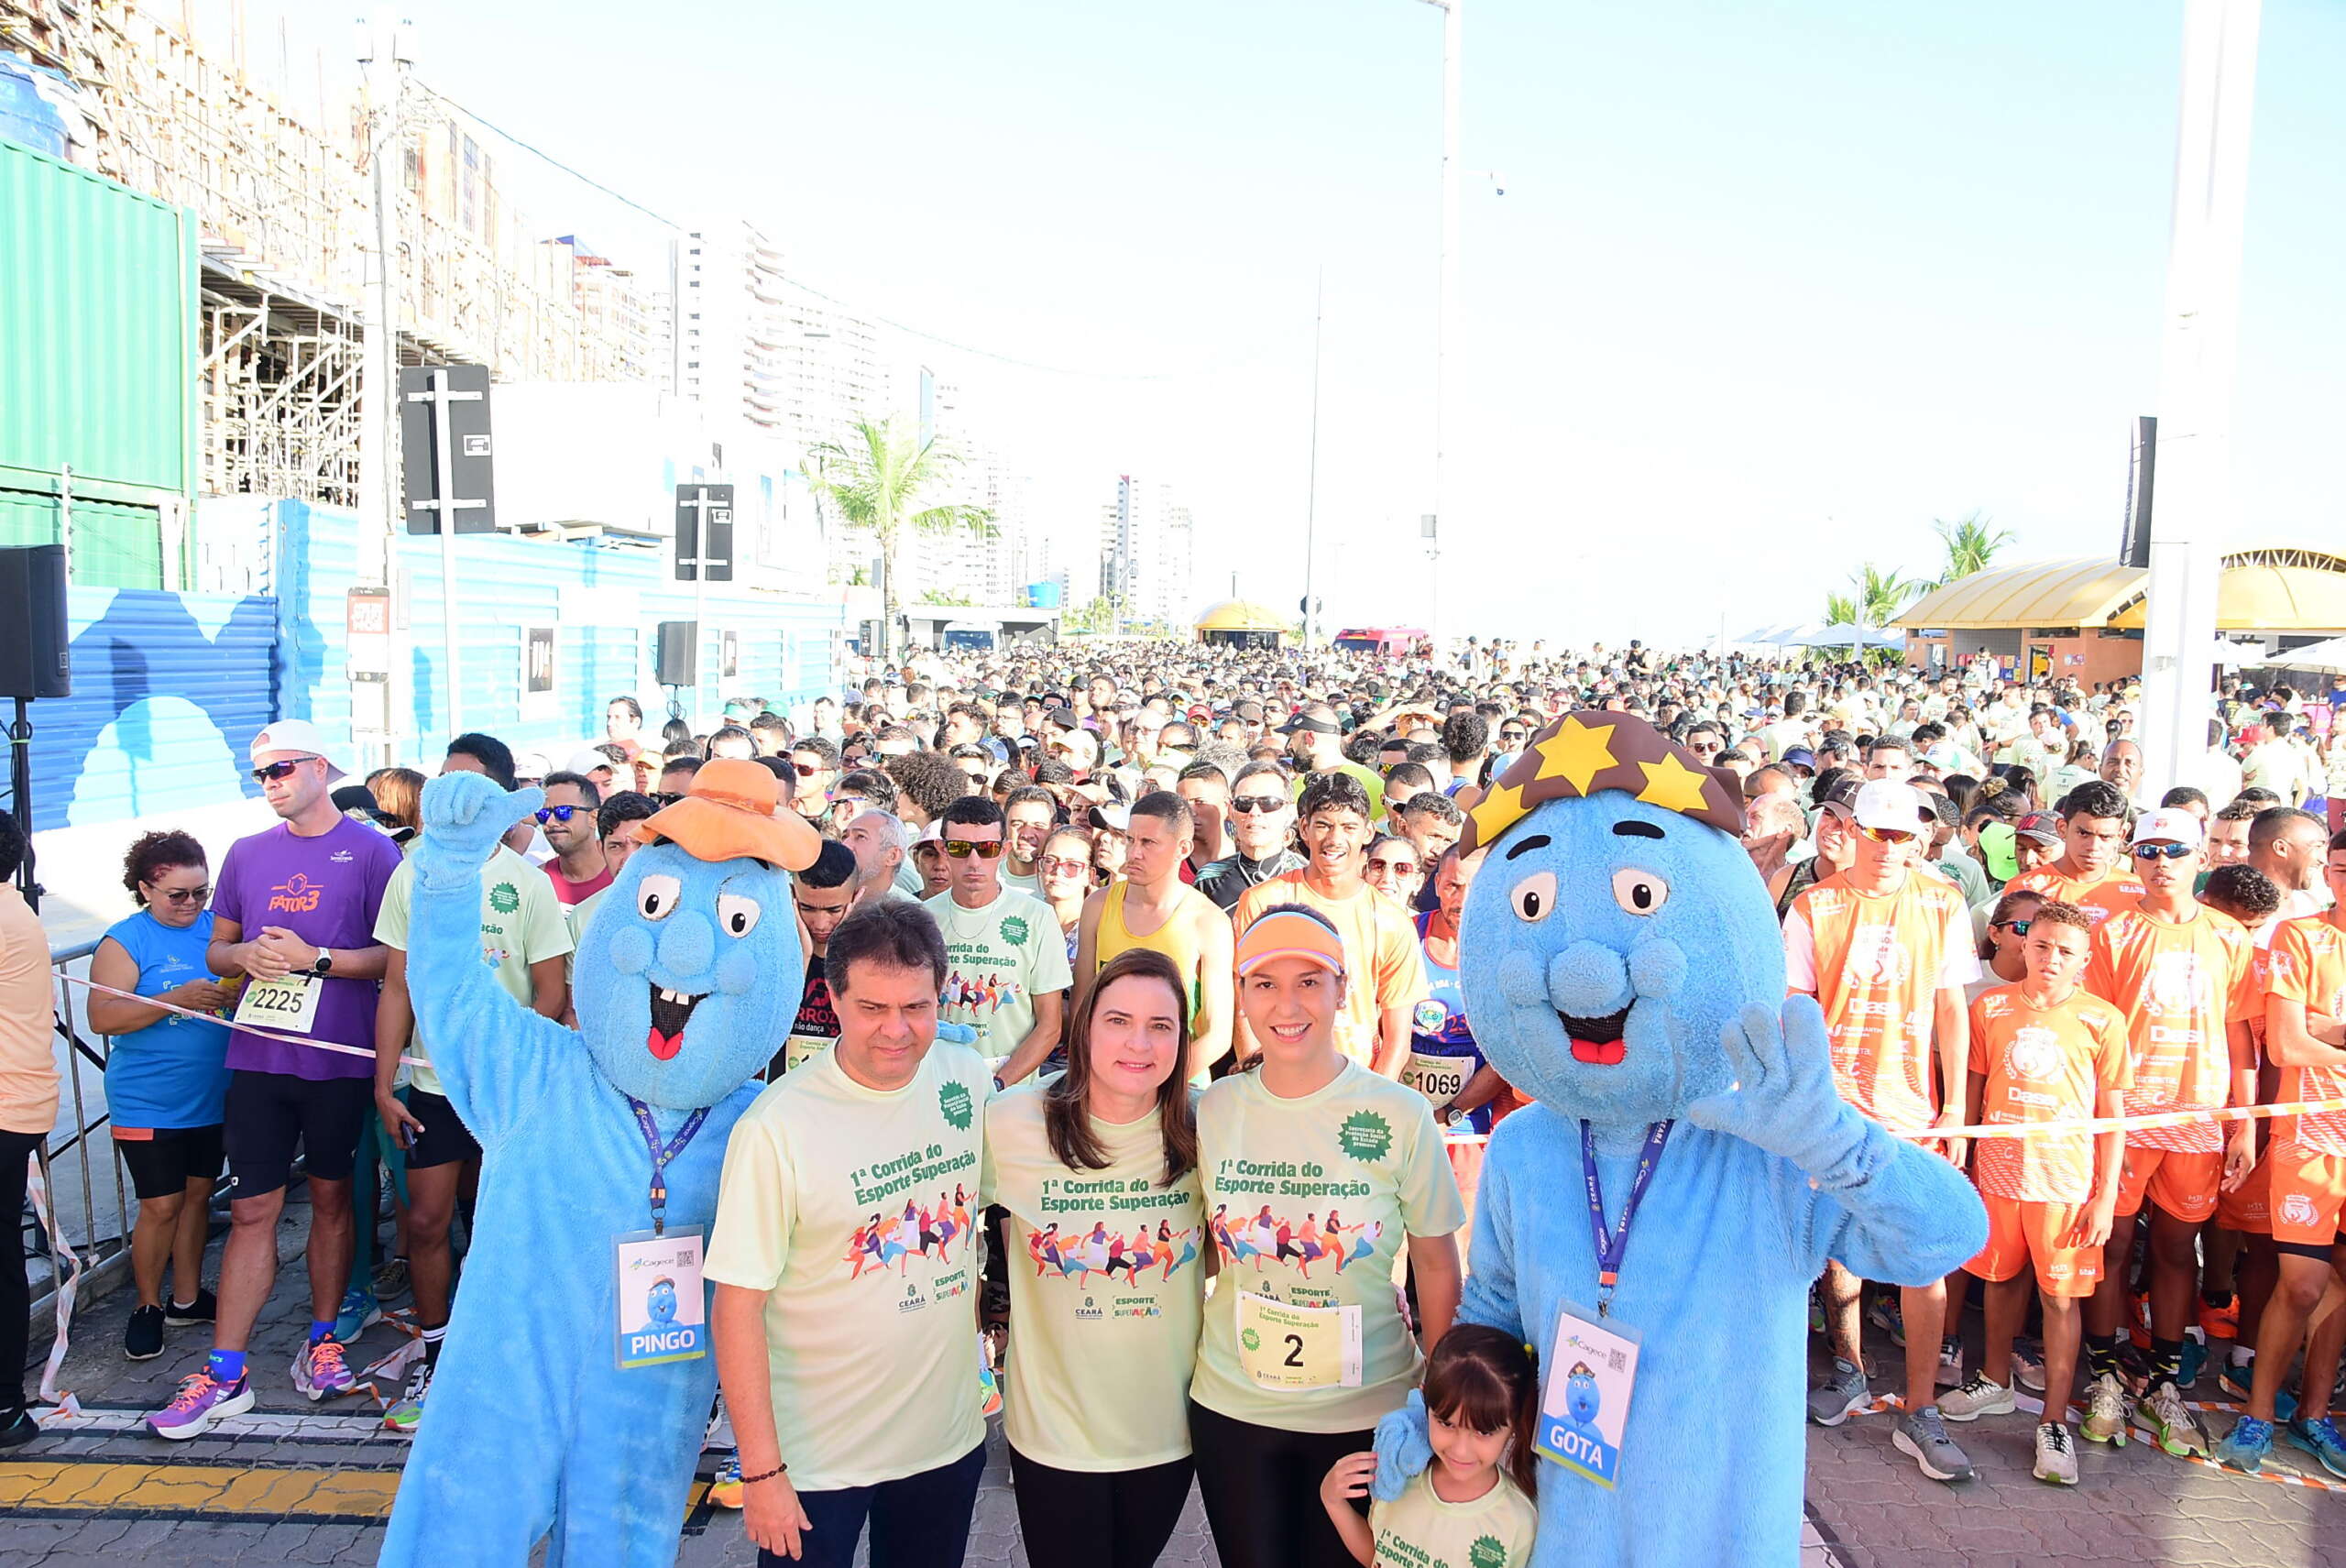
[1230, 796, 1288, 815]
[250, 759, 310, 783]
[534, 805, 585, 824]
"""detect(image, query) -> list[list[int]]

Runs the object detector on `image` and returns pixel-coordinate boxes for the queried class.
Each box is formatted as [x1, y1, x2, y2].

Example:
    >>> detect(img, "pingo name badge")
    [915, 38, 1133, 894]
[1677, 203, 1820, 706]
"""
[613, 1226, 707, 1370]
[1534, 1300, 1640, 1488]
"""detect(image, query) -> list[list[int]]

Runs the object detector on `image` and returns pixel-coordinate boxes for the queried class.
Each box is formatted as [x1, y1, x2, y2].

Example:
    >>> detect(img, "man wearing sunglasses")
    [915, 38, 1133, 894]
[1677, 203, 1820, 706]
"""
[148, 722, 401, 1439]
[1193, 761, 1306, 915]
[1786, 778, 1983, 1483]
[923, 796, 1069, 1088]
[2068, 808, 2257, 1459]
[535, 772, 611, 908]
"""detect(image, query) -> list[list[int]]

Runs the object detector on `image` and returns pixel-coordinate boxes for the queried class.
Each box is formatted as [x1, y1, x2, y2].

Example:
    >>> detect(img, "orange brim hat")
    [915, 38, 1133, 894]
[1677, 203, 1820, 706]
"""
[640, 758, 820, 871]
[1236, 907, 1348, 978]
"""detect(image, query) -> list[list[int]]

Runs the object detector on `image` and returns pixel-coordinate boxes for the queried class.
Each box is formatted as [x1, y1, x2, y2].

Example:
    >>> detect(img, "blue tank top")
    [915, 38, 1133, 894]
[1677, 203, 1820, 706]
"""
[1408, 910, 1490, 1135]
[103, 908, 234, 1130]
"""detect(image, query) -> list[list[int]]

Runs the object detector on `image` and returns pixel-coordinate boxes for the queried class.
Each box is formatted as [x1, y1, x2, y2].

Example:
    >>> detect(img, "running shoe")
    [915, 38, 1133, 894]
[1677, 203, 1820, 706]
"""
[383, 1358, 433, 1435]
[2198, 1293, 2239, 1342]
[2287, 1414, 2346, 1479]
[371, 1256, 412, 1305]
[2137, 1380, 2210, 1457]
[1891, 1406, 1975, 1483]
[1805, 1357, 1870, 1427]
[292, 1335, 357, 1401]
[334, 1287, 382, 1343]
[707, 1454, 743, 1510]
[147, 1371, 254, 1440]
[0, 1408, 40, 1450]
[1937, 1372, 2016, 1422]
[126, 1304, 165, 1362]
[1868, 1299, 1907, 1347]
[2033, 1421, 2078, 1486]
[2212, 1414, 2274, 1474]
[1936, 1335, 1964, 1388]
[2080, 1371, 2130, 1448]
[2011, 1339, 2047, 1394]
[2177, 1335, 2206, 1392]
[162, 1288, 216, 1328]
[2219, 1354, 2256, 1403]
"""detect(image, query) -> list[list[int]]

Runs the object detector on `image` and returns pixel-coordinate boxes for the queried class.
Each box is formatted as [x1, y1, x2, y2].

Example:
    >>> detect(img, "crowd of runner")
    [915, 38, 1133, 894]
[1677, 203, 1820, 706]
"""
[5, 633, 2346, 1566]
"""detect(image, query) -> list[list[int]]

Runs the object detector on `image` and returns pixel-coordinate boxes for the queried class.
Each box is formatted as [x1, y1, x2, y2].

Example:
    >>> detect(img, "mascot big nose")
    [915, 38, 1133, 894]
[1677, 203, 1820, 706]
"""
[378, 760, 817, 1568]
[1372, 713, 1985, 1568]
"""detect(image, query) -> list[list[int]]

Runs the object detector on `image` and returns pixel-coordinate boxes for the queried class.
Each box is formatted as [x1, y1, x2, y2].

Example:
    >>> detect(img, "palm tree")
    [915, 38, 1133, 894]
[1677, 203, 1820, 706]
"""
[1932, 510, 2016, 586]
[1848, 563, 1924, 627]
[804, 417, 994, 661]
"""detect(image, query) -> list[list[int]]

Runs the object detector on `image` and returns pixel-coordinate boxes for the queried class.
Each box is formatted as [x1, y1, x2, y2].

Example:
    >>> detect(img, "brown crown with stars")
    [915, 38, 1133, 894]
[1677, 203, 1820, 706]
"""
[1457, 711, 1749, 856]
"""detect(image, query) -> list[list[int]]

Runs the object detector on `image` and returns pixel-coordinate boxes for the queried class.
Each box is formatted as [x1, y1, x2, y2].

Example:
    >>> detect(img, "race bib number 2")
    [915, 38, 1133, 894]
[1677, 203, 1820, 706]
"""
[234, 974, 320, 1034]
[1235, 1289, 1362, 1392]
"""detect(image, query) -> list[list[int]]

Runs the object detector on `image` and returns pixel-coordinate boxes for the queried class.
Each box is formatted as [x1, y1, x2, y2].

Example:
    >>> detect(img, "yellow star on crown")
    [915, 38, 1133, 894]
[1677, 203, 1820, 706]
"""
[1635, 752, 1715, 816]
[1468, 779, 1529, 844]
[1529, 717, 1617, 795]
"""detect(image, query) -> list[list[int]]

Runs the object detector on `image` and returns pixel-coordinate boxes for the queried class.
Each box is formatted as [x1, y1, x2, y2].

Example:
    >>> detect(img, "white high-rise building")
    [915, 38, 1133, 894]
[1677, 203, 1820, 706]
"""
[1099, 477, 1193, 627]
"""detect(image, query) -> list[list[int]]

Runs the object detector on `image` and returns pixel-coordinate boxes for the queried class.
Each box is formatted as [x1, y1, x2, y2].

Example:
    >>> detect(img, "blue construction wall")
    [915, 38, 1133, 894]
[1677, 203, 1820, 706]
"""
[23, 499, 844, 830]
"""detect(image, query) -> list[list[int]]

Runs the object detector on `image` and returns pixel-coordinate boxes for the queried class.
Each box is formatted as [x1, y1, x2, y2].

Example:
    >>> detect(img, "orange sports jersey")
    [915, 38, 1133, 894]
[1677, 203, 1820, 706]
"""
[1786, 872, 1973, 1132]
[1969, 983, 2132, 1203]
[2264, 916, 2346, 1157]
[2006, 866, 2147, 927]
[2087, 907, 2255, 1154]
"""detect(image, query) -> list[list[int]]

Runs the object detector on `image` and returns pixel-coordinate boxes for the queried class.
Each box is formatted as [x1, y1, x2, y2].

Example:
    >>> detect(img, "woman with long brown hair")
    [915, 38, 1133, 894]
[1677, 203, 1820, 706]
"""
[981, 947, 1205, 1568]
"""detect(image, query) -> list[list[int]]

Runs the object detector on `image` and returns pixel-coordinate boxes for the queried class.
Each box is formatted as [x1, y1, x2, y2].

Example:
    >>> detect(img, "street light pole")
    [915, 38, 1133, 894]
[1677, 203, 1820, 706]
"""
[1416, 0, 1461, 658]
[1303, 267, 1323, 647]
[2138, 0, 2261, 795]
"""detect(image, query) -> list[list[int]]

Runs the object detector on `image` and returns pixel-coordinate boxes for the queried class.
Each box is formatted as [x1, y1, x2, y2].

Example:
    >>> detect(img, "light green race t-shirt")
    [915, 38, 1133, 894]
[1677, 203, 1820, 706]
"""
[1190, 1059, 1464, 1433]
[703, 1040, 989, 1492]
[981, 1084, 1204, 1470]
[924, 887, 1073, 1063]
[372, 847, 573, 1096]
[1369, 1468, 1540, 1568]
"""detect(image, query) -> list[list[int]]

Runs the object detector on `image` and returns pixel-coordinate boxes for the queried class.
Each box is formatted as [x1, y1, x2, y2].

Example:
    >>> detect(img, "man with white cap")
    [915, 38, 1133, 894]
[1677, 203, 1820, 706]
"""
[2041, 806, 2256, 1457]
[149, 719, 403, 1438]
[1785, 777, 1983, 1482]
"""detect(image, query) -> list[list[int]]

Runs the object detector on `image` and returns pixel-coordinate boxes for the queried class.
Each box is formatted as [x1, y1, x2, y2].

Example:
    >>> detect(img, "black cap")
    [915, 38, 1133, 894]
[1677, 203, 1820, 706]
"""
[1046, 707, 1081, 732]
[1277, 715, 1340, 736]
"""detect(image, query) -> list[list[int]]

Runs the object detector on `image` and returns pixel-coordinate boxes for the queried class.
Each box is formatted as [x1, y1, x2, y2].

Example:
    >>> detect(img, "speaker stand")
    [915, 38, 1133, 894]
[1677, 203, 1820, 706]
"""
[9, 696, 37, 911]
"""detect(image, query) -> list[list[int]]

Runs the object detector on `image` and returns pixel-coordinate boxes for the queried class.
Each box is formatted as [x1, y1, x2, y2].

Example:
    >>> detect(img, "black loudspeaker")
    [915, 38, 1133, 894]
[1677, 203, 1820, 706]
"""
[655, 620, 698, 686]
[0, 544, 71, 699]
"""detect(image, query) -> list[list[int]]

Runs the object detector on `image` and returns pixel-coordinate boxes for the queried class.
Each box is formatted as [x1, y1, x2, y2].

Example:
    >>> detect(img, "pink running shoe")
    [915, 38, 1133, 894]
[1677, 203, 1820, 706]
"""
[147, 1371, 255, 1441]
[293, 1335, 357, 1401]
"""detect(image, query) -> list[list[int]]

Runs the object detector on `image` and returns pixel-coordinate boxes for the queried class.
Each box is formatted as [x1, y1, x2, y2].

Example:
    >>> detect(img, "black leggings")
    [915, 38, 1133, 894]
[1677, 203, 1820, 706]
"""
[1189, 1399, 1373, 1568]
[1007, 1447, 1194, 1568]
[2, 1129, 41, 1417]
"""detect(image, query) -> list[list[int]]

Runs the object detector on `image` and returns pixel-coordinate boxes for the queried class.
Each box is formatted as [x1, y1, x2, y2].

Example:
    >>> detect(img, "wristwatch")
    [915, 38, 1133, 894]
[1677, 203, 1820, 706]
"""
[311, 948, 334, 977]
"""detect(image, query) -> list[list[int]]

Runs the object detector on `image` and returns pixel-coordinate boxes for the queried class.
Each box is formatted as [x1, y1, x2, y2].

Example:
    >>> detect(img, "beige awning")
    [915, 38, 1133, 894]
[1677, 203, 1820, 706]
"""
[1894, 559, 2145, 630]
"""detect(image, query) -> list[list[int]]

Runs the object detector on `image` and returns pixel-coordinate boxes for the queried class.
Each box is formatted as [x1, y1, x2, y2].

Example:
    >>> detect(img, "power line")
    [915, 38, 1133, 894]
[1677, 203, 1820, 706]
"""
[411, 77, 1265, 385]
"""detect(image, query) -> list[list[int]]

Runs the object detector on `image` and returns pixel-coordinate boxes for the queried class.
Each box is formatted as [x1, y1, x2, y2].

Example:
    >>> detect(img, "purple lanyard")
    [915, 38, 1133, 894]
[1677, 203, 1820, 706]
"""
[628, 1097, 709, 1236]
[1579, 1119, 1672, 1317]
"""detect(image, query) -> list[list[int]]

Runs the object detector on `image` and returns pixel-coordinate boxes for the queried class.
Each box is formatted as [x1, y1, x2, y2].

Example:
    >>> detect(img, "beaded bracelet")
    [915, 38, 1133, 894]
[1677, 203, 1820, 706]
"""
[740, 1464, 788, 1486]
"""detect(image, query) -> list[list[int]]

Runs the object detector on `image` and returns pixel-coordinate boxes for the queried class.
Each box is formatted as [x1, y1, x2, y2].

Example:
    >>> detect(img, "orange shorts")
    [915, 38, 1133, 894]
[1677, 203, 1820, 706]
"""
[2216, 1150, 2271, 1234]
[1966, 1191, 2105, 1298]
[2264, 1141, 2346, 1249]
[2116, 1144, 2223, 1224]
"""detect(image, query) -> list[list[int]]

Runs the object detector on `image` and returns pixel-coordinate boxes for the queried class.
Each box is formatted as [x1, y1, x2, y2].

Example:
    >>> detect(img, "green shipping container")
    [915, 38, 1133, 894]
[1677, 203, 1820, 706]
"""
[0, 135, 198, 508]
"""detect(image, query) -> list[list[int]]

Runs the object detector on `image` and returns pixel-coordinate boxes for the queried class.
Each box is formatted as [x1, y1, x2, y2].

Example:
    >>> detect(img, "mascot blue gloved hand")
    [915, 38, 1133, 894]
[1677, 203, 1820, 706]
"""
[1370, 714, 1985, 1567]
[378, 759, 819, 1568]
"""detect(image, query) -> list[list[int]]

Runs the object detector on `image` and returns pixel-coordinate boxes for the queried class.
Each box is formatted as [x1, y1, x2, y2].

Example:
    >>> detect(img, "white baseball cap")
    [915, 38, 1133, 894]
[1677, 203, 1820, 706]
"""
[1851, 780, 1930, 835]
[565, 748, 614, 775]
[249, 719, 347, 783]
[2131, 807, 2204, 850]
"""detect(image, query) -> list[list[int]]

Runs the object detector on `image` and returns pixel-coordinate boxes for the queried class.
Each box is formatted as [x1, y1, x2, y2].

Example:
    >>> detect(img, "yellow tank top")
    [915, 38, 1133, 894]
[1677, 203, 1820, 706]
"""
[1096, 880, 1209, 1032]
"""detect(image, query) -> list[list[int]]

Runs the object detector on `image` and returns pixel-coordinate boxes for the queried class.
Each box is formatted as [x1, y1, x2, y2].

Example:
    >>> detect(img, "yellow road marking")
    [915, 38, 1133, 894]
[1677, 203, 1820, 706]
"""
[0, 1459, 403, 1519]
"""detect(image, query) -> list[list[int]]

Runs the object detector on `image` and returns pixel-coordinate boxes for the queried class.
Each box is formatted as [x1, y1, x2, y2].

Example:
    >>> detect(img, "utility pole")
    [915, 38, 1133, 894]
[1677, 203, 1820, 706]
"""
[356, 10, 408, 771]
[1411, 0, 1463, 660]
[2138, 0, 2261, 795]
[1302, 268, 1323, 648]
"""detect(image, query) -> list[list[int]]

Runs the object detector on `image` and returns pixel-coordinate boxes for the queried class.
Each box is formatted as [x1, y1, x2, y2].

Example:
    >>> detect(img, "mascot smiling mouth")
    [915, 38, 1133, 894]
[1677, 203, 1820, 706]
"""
[1561, 1003, 1631, 1066]
[648, 984, 707, 1060]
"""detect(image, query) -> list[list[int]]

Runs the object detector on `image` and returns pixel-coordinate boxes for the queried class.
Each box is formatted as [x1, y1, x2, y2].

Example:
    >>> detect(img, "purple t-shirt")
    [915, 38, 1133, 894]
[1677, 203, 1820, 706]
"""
[212, 817, 400, 1080]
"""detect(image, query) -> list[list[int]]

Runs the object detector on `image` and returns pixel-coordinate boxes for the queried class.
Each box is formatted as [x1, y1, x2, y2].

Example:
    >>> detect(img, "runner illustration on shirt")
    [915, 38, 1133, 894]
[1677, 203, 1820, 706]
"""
[1208, 1201, 1381, 1275]
[1025, 1219, 1202, 1283]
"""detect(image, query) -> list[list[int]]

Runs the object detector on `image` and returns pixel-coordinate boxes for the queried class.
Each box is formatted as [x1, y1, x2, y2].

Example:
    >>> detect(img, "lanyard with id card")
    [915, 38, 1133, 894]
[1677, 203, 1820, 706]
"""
[1235, 1288, 1363, 1392]
[613, 1098, 709, 1371]
[1534, 1119, 1669, 1489]
[235, 973, 321, 1033]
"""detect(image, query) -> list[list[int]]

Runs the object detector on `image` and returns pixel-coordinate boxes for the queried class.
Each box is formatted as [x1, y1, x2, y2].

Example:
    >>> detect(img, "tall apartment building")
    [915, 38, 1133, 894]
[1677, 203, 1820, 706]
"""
[1099, 477, 1195, 626]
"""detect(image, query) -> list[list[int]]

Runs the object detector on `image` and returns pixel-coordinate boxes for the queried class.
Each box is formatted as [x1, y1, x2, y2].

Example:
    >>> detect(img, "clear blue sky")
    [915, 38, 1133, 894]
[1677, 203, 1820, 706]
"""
[288, 0, 2343, 641]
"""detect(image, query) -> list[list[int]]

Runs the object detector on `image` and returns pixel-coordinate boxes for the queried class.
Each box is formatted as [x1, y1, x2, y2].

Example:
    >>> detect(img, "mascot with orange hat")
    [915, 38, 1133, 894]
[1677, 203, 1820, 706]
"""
[379, 760, 818, 1567]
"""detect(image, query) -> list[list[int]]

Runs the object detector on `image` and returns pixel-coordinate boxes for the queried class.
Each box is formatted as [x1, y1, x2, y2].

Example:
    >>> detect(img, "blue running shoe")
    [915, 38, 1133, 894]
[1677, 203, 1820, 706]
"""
[2219, 1357, 2255, 1402]
[1868, 1299, 1907, 1347]
[2212, 1415, 2275, 1474]
[334, 1287, 382, 1343]
[2287, 1415, 2346, 1480]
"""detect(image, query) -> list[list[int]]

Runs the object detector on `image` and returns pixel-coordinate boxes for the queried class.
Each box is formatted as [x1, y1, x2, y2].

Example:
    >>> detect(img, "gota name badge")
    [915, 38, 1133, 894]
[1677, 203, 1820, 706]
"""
[1534, 1301, 1639, 1488]
[614, 1226, 707, 1370]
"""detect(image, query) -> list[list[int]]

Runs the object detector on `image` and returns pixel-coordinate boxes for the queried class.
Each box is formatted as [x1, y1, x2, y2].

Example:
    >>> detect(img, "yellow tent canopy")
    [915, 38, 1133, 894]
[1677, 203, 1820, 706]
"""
[1194, 599, 1290, 638]
[1896, 546, 2346, 633]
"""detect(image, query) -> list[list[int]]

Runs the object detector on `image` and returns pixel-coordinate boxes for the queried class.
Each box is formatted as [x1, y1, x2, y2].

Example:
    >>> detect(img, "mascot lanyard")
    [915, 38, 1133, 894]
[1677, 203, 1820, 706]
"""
[1579, 1119, 1673, 1318]
[628, 1098, 710, 1236]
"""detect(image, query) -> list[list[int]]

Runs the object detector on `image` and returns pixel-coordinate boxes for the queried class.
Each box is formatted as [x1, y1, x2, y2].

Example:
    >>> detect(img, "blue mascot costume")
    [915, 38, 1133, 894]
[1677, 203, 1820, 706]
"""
[1375, 713, 1986, 1566]
[379, 759, 819, 1567]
